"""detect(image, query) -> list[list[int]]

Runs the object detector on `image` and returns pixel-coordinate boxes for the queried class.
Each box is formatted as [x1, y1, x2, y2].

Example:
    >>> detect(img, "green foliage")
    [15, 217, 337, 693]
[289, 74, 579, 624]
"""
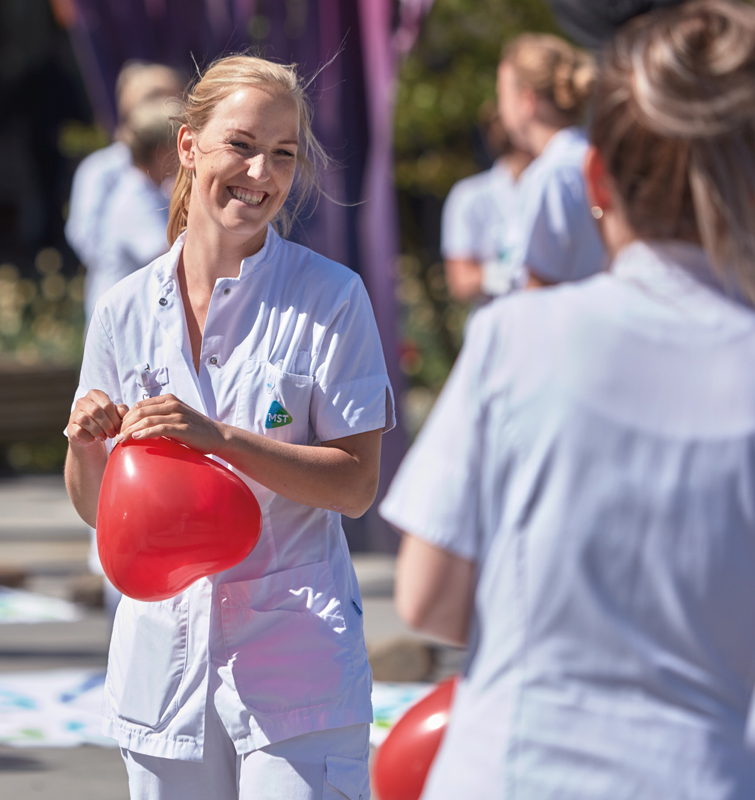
[395, 0, 559, 198]
[5, 440, 70, 474]
[58, 121, 110, 161]
[392, 0, 559, 433]
[0, 250, 85, 367]
[0, 250, 84, 473]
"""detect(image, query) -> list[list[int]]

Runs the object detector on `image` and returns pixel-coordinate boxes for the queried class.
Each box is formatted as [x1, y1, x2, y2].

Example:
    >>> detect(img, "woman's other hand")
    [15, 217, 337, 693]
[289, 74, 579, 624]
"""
[117, 394, 226, 454]
[67, 390, 129, 448]
[66, 390, 128, 527]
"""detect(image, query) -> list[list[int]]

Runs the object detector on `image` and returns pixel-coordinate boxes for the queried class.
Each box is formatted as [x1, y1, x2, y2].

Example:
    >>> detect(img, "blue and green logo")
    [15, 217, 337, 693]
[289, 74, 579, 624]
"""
[265, 401, 293, 429]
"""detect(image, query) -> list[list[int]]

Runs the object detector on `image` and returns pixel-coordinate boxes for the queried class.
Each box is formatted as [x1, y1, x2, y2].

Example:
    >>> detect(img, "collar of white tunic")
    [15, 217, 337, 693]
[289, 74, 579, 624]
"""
[609, 239, 753, 329]
[533, 125, 587, 166]
[154, 223, 281, 290]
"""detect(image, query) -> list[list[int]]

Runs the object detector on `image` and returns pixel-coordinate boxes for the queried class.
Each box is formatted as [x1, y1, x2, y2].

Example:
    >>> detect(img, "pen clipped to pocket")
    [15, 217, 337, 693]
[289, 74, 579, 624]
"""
[134, 363, 169, 399]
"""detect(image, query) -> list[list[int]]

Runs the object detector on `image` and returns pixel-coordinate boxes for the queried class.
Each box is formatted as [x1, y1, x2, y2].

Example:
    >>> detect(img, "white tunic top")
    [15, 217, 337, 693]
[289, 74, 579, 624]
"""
[380, 241, 755, 799]
[74, 226, 395, 761]
[86, 167, 169, 321]
[517, 126, 606, 283]
[441, 161, 524, 291]
[65, 141, 131, 271]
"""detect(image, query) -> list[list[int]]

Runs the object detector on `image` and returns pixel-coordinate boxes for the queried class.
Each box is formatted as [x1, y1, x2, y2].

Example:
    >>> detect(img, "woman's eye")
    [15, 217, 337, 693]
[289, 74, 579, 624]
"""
[231, 141, 249, 150]
[276, 150, 296, 158]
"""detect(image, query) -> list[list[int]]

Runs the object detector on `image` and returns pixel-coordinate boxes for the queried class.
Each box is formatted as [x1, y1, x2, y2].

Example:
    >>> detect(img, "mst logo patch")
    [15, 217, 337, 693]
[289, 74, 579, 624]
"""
[265, 401, 293, 429]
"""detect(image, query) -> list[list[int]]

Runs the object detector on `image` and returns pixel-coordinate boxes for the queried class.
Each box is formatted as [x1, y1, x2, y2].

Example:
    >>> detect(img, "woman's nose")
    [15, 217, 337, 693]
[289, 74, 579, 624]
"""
[247, 152, 270, 180]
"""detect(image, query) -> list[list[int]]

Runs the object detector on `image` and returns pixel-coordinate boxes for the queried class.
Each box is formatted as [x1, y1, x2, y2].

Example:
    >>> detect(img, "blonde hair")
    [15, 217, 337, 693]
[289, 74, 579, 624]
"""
[591, 0, 755, 303]
[167, 55, 329, 246]
[501, 34, 595, 126]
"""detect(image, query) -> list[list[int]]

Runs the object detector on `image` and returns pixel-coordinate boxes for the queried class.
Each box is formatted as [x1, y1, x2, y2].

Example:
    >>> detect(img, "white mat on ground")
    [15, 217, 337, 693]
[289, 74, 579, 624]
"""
[0, 667, 433, 749]
[370, 681, 434, 747]
[0, 587, 83, 624]
[0, 668, 114, 747]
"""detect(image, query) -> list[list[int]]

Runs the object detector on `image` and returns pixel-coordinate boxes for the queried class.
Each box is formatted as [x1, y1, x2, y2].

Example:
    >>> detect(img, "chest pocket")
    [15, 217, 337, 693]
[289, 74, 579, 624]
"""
[236, 359, 314, 445]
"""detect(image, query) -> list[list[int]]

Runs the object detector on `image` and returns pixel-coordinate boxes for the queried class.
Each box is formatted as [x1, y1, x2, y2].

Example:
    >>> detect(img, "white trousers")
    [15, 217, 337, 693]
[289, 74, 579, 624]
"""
[121, 701, 371, 800]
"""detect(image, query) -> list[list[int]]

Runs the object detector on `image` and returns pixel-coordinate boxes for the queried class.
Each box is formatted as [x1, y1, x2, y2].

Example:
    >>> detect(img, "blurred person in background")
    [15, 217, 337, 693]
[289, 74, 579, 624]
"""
[381, 1, 755, 798]
[441, 100, 531, 307]
[65, 61, 183, 322]
[93, 98, 178, 320]
[498, 33, 605, 288]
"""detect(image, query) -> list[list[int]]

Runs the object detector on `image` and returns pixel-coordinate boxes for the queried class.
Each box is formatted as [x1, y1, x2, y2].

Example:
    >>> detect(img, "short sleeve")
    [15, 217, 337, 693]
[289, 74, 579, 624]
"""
[310, 276, 396, 442]
[379, 311, 496, 560]
[441, 179, 480, 260]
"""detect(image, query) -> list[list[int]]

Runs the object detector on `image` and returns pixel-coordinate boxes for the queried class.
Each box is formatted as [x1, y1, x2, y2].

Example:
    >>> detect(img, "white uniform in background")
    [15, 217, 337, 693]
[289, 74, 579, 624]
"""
[441, 160, 526, 297]
[65, 141, 131, 271]
[89, 166, 170, 321]
[517, 126, 605, 283]
[72, 225, 394, 799]
[380, 241, 755, 800]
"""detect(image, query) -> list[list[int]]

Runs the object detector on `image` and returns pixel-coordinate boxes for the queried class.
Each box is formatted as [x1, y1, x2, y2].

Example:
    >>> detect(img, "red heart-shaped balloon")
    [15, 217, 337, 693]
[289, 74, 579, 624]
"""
[373, 676, 458, 800]
[97, 437, 262, 602]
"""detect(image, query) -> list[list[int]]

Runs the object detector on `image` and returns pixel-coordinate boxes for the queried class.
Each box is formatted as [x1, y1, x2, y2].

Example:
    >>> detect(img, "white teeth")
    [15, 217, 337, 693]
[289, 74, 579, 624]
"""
[230, 187, 265, 205]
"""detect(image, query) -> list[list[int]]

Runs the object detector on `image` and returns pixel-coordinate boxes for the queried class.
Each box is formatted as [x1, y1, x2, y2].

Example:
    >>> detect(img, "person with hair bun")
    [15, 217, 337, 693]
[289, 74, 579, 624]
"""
[65, 54, 394, 799]
[381, 2, 755, 797]
[65, 61, 184, 311]
[440, 101, 532, 306]
[498, 33, 606, 287]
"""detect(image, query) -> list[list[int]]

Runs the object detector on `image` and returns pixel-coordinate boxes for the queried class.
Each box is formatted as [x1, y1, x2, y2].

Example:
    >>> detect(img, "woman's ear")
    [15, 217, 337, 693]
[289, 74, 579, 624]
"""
[176, 124, 196, 171]
[584, 145, 612, 212]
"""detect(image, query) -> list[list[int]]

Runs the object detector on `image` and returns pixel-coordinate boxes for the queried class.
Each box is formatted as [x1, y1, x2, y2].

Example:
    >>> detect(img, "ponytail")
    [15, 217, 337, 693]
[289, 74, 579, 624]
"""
[167, 164, 192, 246]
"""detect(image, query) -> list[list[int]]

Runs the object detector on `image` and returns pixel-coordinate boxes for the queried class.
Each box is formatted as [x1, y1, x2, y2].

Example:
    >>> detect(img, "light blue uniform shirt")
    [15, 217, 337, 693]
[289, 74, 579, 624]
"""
[65, 141, 131, 270]
[381, 241, 755, 799]
[441, 160, 524, 289]
[86, 166, 170, 322]
[517, 126, 605, 283]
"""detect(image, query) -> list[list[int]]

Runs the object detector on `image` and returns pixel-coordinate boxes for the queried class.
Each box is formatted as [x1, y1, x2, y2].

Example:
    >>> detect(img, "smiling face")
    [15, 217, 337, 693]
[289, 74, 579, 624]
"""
[177, 85, 300, 254]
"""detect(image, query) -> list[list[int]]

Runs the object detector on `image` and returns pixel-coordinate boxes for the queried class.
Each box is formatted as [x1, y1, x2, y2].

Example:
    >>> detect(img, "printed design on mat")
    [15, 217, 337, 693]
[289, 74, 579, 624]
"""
[265, 401, 293, 429]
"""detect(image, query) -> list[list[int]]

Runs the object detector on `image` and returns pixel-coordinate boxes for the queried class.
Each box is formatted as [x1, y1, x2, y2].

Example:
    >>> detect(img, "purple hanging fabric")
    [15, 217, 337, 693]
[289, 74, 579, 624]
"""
[67, 0, 257, 129]
[355, 0, 406, 548]
[395, 0, 436, 55]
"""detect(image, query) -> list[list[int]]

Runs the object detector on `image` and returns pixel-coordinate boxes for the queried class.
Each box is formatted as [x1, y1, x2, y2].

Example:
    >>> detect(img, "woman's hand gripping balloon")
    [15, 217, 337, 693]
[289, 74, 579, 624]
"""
[116, 393, 226, 455]
[67, 389, 129, 448]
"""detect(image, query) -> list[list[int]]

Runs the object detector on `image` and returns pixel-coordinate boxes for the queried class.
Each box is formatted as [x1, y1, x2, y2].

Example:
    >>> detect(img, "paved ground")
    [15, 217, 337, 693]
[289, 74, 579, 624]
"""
[0, 474, 463, 799]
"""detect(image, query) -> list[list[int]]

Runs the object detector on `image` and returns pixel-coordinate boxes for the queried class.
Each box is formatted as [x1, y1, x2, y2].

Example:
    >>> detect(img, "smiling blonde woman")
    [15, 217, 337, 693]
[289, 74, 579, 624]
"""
[65, 54, 394, 800]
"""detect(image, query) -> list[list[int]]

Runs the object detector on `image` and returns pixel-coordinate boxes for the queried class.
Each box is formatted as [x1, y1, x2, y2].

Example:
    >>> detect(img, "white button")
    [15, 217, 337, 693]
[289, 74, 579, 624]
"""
[209, 356, 218, 366]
